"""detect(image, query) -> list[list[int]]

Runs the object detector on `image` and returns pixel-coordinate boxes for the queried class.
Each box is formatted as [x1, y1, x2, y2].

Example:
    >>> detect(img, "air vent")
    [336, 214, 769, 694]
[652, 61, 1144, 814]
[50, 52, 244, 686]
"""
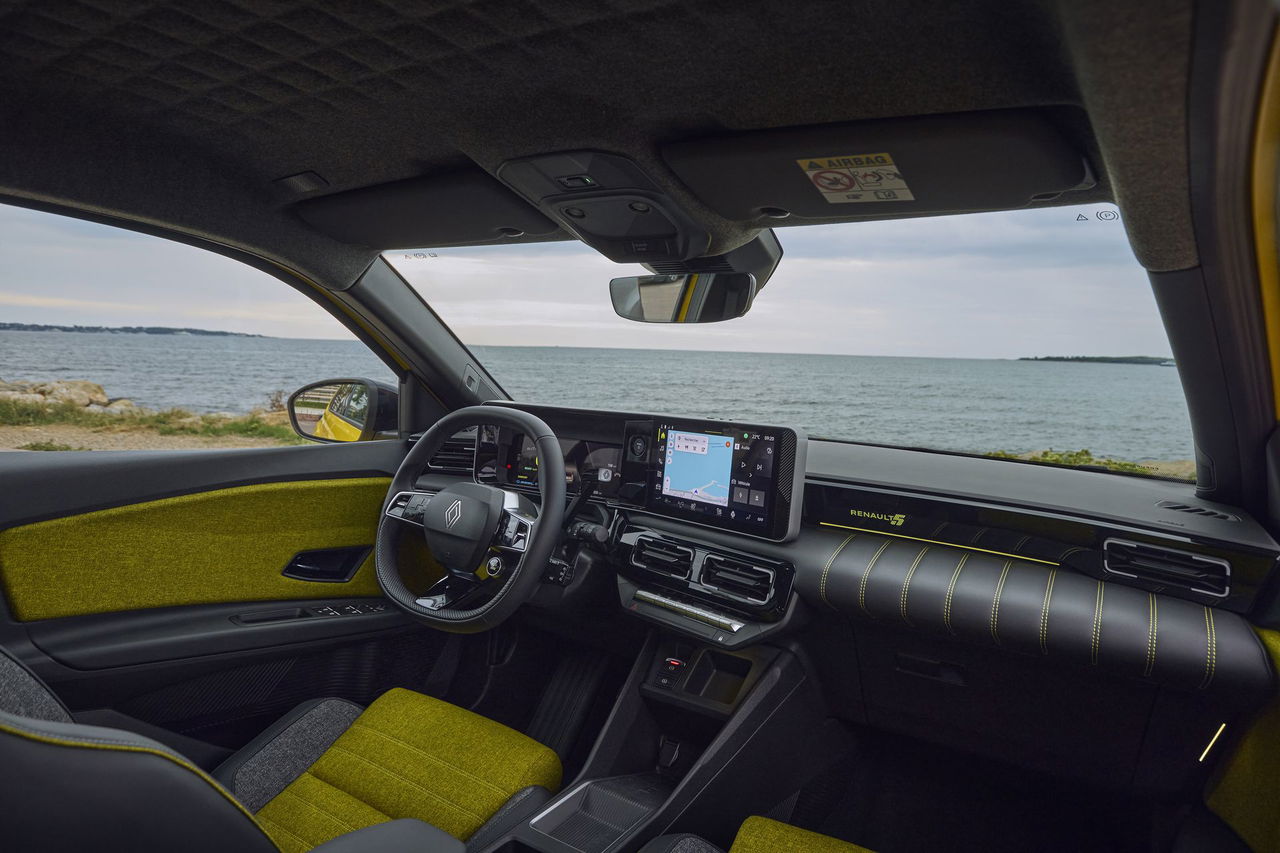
[701, 554, 775, 605]
[631, 536, 695, 579]
[427, 431, 477, 473]
[1103, 538, 1230, 598]
[1156, 500, 1240, 522]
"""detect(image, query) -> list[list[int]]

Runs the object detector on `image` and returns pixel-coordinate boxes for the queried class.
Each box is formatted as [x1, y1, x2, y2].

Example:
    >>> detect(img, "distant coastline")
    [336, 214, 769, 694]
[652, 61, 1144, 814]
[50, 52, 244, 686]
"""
[1019, 355, 1174, 366]
[0, 322, 262, 338]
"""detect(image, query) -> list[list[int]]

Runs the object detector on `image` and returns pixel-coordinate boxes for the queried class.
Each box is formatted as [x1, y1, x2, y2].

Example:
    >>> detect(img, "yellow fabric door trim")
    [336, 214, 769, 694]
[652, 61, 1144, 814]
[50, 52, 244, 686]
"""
[256, 688, 561, 851]
[0, 477, 391, 621]
[729, 816, 875, 853]
[1207, 628, 1280, 852]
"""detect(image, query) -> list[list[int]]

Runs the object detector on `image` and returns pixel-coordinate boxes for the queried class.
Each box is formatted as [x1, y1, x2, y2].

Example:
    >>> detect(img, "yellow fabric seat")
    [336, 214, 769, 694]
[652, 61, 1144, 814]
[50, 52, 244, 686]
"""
[729, 817, 875, 853]
[254, 688, 562, 852]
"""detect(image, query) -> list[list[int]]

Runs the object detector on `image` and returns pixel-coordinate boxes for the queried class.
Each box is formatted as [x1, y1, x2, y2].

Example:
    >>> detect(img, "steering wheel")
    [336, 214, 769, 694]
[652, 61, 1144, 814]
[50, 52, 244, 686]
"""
[375, 405, 565, 633]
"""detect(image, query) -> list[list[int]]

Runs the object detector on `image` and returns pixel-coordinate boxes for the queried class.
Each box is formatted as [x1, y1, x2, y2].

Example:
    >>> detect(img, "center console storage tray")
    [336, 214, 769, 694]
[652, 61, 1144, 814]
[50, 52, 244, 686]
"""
[526, 774, 674, 853]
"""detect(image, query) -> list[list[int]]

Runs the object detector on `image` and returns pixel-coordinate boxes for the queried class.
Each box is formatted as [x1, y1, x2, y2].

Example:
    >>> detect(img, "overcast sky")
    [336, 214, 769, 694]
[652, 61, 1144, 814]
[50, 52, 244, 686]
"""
[0, 201, 1170, 359]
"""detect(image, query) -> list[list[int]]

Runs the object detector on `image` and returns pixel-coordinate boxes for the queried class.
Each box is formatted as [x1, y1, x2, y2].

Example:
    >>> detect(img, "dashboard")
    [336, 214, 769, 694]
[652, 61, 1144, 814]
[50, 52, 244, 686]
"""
[423, 400, 1280, 802]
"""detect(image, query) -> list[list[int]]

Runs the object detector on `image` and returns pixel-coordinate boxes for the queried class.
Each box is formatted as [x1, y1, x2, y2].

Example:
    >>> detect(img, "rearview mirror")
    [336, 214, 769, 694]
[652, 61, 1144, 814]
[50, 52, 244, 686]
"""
[288, 379, 397, 443]
[609, 273, 757, 323]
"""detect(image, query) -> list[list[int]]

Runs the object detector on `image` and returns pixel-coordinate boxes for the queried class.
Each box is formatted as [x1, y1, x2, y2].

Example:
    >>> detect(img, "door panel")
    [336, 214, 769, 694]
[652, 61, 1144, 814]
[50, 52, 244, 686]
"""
[1, 477, 390, 620]
[0, 440, 450, 750]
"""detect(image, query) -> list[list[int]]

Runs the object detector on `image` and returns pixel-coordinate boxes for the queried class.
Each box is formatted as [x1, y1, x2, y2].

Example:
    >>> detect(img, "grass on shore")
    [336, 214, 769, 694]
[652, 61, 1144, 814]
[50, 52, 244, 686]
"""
[17, 441, 89, 451]
[987, 448, 1156, 476]
[0, 398, 307, 445]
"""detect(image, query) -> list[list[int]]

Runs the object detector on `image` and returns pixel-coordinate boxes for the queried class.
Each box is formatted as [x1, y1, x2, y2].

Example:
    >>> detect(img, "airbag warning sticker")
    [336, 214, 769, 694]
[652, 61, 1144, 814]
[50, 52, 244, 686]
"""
[797, 153, 913, 204]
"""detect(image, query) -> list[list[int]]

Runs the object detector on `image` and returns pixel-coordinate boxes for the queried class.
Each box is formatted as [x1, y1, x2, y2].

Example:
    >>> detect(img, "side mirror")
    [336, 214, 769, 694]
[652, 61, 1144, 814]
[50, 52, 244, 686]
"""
[609, 272, 758, 323]
[288, 379, 398, 443]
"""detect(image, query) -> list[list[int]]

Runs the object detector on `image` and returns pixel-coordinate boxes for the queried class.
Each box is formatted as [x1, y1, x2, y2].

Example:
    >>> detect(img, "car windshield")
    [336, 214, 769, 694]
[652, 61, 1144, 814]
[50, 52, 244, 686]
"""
[386, 204, 1193, 480]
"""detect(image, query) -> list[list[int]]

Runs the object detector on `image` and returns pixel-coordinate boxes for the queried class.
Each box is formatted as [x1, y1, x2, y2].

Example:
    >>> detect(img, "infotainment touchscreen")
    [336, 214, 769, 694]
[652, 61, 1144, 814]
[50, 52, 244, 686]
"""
[648, 420, 805, 540]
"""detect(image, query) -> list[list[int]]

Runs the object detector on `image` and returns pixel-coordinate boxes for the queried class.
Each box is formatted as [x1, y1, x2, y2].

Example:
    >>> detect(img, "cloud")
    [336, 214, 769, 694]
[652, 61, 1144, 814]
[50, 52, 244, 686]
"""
[1, 200, 1168, 359]
[0, 204, 350, 338]
[389, 204, 1167, 359]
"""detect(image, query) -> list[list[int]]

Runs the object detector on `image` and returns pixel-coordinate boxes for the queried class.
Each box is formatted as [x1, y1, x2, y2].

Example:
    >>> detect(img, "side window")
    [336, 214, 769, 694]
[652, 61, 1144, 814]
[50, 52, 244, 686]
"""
[0, 203, 395, 452]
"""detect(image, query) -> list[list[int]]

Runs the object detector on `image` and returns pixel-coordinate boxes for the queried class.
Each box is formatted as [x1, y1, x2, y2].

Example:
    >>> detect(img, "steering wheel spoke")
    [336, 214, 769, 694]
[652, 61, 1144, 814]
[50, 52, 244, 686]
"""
[414, 574, 482, 611]
[494, 491, 537, 553]
[385, 490, 437, 526]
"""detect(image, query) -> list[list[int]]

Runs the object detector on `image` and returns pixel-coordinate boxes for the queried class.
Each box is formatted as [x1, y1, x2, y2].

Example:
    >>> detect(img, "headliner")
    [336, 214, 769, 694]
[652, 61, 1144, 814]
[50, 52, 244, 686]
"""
[0, 0, 1196, 287]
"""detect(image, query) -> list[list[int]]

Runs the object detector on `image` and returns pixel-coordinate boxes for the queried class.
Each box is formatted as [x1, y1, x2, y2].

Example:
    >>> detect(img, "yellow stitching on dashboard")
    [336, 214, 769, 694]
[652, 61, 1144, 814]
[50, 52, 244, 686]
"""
[1200, 607, 1217, 689]
[1143, 594, 1158, 678]
[858, 540, 893, 616]
[943, 553, 970, 635]
[932, 521, 948, 537]
[970, 528, 987, 545]
[900, 546, 930, 625]
[1090, 582, 1105, 665]
[990, 560, 1011, 644]
[1210, 609, 1217, 686]
[1039, 569, 1056, 655]
[819, 534, 857, 608]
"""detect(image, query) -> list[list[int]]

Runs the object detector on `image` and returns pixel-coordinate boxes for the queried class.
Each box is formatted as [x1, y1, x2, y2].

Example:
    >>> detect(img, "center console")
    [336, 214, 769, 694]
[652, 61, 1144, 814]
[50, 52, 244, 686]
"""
[481, 633, 825, 853]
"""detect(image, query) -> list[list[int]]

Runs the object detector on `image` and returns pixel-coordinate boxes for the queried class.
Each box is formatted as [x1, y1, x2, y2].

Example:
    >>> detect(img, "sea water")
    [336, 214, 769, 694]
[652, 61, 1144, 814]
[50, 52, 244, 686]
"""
[0, 331, 1193, 461]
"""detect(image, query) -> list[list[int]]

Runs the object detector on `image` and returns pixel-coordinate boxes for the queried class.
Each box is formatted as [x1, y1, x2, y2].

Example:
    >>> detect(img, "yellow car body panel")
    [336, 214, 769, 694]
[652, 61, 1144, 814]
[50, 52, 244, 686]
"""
[315, 408, 363, 441]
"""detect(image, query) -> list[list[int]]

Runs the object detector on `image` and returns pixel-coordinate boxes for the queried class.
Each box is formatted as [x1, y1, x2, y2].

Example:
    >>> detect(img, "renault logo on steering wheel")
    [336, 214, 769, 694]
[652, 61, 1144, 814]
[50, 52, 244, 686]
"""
[444, 499, 463, 529]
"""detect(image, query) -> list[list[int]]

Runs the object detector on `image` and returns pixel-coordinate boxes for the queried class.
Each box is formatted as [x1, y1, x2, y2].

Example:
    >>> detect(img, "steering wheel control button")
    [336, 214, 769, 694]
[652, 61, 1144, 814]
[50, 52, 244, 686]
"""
[387, 491, 436, 524]
[499, 513, 531, 550]
[485, 556, 505, 578]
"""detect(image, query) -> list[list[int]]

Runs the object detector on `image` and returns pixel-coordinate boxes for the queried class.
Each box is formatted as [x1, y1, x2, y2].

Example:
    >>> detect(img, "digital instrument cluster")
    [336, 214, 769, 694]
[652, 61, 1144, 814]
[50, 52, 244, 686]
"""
[476, 427, 623, 497]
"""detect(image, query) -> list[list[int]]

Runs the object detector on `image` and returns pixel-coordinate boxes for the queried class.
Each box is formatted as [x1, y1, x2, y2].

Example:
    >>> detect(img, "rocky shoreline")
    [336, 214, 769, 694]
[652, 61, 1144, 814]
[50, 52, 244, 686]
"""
[0, 378, 137, 413]
[0, 378, 291, 426]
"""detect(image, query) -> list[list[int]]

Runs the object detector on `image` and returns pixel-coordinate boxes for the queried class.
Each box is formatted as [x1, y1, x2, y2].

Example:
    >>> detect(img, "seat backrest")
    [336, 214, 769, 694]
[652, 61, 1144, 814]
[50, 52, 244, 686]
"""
[0, 642, 72, 722]
[0, 645, 279, 853]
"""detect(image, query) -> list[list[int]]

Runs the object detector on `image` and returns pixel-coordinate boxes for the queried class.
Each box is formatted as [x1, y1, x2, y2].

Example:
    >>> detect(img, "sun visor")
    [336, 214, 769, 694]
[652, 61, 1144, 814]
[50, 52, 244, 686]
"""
[663, 110, 1092, 222]
[294, 169, 562, 249]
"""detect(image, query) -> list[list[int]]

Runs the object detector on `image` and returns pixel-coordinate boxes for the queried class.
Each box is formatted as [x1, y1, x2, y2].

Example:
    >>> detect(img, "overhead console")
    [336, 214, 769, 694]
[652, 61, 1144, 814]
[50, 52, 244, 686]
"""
[496, 150, 712, 265]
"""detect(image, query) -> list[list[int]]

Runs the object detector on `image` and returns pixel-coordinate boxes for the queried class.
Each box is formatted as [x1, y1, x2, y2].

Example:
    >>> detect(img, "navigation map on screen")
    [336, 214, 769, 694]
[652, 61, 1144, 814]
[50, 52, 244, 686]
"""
[661, 430, 734, 507]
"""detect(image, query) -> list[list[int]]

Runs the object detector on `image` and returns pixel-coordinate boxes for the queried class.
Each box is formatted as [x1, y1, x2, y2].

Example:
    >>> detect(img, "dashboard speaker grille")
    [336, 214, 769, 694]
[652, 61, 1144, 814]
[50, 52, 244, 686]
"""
[775, 430, 797, 513]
